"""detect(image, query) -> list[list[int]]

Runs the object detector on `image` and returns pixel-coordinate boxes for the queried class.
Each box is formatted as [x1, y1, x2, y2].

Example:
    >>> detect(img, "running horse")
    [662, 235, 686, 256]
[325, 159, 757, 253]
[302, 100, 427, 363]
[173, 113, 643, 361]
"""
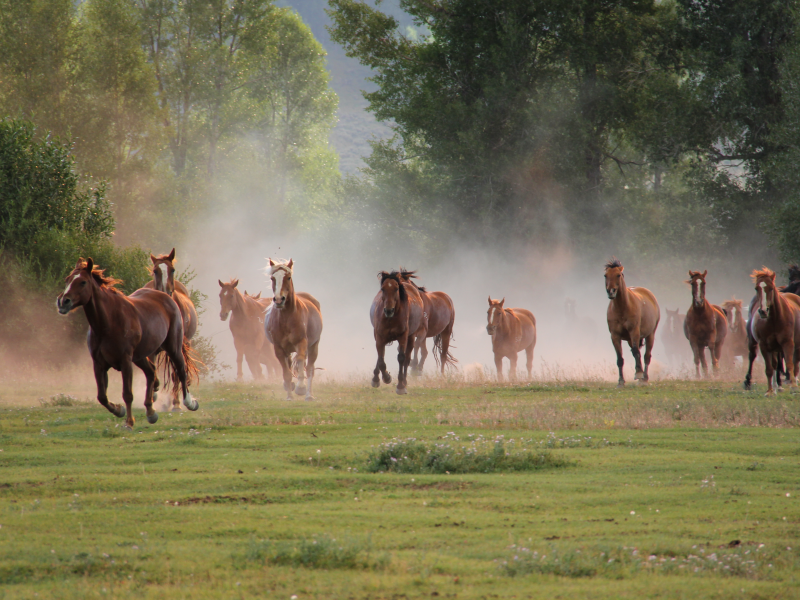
[683, 270, 728, 378]
[721, 298, 748, 365]
[398, 270, 457, 375]
[604, 258, 660, 386]
[56, 258, 198, 428]
[486, 297, 537, 381]
[745, 267, 800, 395]
[264, 259, 323, 400]
[370, 270, 425, 394]
[219, 279, 280, 380]
[144, 248, 197, 411]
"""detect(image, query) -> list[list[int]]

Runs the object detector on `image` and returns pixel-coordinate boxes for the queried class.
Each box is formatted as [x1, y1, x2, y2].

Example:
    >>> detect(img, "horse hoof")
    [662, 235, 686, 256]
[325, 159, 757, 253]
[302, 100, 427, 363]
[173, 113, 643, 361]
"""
[295, 386, 307, 396]
[634, 373, 644, 380]
[285, 394, 293, 401]
[617, 382, 625, 389]
[371, 379, 380, 388]
[382, 374, 392, 384]
[171, 406, 182, 413]
[147, 412, 158, 424]
[112, 404, 126, 418]
[305, 395, 315, 402]
[395, 387, 407, 395]
[182, 393, 199, 411]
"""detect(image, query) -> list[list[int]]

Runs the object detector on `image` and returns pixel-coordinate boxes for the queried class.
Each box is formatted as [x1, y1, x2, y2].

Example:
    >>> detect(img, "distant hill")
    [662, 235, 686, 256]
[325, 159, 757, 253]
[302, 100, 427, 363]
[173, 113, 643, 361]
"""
[280, 0, 407, 173]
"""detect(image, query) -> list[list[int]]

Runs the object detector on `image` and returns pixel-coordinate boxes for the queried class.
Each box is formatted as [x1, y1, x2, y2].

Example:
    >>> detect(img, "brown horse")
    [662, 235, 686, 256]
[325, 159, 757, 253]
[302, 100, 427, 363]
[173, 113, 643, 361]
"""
[265, 259, 323, 400]
[662, 309, 691, 365]
[56, 258, 198, 428]
[144, 249, 198, 411]
[219, 278, 280, 381]
[604, 258, 660, 386]
[683, 270, 728, 377]
[721, 298, 748, 364]
[486, 297, 537, 381]
[398, 270, 456, 375]
[370, 270, 425, 394]
[749, 267, 800, 395]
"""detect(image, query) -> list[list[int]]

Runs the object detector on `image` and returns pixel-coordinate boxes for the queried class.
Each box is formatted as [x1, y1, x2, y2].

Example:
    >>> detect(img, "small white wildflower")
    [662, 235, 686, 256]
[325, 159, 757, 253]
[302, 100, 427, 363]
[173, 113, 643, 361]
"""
[630, 511, 635, 515]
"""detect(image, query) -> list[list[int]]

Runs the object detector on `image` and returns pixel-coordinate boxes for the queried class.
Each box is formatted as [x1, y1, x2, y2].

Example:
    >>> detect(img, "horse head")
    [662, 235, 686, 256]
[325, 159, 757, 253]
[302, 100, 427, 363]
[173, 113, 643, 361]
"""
[752, 267, 777, 319]
[486, 297, 505, 335]
[57, 258, 121, 315]
[378, 271, 406, 318]
[218, 278, 239, 321]
[687, 270, 708, 309]
[604, 258, 624, 300]
[268, 258, 294, 309]
[150, 248, 176, 296]
[722, 298, 743, 332]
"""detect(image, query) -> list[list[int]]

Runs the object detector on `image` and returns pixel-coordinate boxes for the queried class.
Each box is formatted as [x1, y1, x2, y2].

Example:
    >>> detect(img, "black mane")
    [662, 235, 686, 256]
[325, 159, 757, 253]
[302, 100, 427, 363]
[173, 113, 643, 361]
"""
[604, 257, 623, 270]
[789, 264, 800, 283]
[378, 270, 407, 301]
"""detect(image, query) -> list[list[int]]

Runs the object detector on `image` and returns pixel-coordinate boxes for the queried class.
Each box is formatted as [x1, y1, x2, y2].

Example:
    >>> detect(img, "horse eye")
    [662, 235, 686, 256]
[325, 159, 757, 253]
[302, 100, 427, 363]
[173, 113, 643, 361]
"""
[171, 269, 175, 274]
[81, 281, 87, 286]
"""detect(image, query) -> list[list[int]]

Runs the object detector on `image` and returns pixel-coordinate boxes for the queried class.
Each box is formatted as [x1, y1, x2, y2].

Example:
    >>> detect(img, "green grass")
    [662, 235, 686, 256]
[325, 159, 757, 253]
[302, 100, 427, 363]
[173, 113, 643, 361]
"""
[0, 378, 798, 598]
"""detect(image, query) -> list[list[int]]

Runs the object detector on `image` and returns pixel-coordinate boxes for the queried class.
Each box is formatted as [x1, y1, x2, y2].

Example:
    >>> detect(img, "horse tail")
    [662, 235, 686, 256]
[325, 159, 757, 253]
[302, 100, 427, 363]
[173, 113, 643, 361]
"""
[433, 333, 458, 371]
[161, 339, 203, 397]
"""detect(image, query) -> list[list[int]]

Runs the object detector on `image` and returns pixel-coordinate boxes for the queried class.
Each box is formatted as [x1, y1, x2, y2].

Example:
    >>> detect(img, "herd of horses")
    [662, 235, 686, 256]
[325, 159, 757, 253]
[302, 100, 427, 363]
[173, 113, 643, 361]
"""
[54, 251, 800, 428]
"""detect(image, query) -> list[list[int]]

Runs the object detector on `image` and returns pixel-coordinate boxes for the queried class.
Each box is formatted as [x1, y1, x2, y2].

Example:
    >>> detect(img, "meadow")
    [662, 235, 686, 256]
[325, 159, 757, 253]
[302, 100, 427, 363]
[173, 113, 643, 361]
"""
[0, 376, 798, 599]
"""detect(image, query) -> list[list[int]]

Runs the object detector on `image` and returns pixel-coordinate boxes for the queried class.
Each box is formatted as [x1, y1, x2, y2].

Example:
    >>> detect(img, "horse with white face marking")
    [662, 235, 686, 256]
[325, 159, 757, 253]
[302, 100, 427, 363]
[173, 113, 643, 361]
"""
[683, 270, 728, 378]
[486, 297, 536, 381]
[144, 248, 198, 411]
[56, 258, 199, 428]
[264, 259, 323, 400]
[747, 267, 800, 395]
[604, 258, 660, 386]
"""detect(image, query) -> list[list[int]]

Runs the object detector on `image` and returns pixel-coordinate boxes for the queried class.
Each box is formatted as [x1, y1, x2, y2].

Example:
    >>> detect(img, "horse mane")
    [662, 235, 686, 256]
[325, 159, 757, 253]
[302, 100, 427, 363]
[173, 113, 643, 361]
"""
[398, 267, 426, 292]
[751, 266, 775, 283]
[267, 258, 292, 276]
[604, 257, 622, 270]
[789, 264, 800, 282]
[71, 259, 123, 292]
[378, 270, 407, 301]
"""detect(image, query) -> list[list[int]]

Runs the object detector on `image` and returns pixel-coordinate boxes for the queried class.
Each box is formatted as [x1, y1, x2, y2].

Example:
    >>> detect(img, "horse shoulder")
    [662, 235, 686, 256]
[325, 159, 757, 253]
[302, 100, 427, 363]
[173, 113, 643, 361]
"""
[174, 280, 191, 296]
[297, 292, 321, 312]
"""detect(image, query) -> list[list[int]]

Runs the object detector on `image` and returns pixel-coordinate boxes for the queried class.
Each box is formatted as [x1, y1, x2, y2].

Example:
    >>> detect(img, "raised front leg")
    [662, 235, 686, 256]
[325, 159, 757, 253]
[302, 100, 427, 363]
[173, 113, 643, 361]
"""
[134, 357, 159, 424]
[120, 359, 136, 429]
[294, 339, 309, 397]
[94, 361, 125, 419]
[274, 345, 295, 400]
[612, 336, 625, 387]
[372, 340, 391, 387]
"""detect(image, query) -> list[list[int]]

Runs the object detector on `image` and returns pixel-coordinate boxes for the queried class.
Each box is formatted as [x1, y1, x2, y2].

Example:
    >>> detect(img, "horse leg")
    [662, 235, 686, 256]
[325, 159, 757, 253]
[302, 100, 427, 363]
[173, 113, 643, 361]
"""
[294, 339, 309, 397]
[396, 333, 409, 395]
[417, 338, 429, 376]
[508, 352, 519, 383]
[612, 337, 625, 387]
[776, 351, 785, 390]
[781, 343, 797, 389]
[245, 350, 264, 381]
[762, 345, 776, 396]
[120, 358, 136, 429]
[274, 345, 294, 400]
[525, 342, 534, 380]
[134, 357, 159, 424]
[495, 353, 504, 382]
[642, 333, 655, 382]
[94, 361, 125, 419]
[372, 341, 389, 387]
[629, 333, 644, 380]
[743, 338, 758, 390]
[305, 341, 320, 401]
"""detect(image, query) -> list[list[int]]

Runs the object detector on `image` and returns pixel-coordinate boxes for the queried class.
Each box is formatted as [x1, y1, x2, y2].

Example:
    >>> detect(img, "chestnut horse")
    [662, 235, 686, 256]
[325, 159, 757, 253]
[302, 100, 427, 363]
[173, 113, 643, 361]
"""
[56, 258, 198, 428]
[662, 309, 691, 365]
[144, 248, 197, 411]
[219, 278, 280, 380]
[604, 258, 660, 386]
[683, 270, 728, 377]
[747, 267, 800, 395]
[264, 259, 323, 400]
[486, 297, 536, 381]
[721, 298, 748, 364]
[370, 270, 425, 394]
[398, 270, 457, 375]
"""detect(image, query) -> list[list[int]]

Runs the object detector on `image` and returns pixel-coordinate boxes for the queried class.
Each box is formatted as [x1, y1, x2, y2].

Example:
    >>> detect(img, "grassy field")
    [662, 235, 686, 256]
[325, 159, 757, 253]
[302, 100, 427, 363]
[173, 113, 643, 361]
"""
[0, 377, 799, 599]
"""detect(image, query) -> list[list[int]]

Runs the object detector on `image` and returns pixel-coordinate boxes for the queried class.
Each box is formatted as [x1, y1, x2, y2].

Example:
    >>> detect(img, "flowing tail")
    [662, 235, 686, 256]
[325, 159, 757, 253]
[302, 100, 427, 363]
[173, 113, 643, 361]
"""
[433, 333, 458, 371]
[159, 339, 203, 397]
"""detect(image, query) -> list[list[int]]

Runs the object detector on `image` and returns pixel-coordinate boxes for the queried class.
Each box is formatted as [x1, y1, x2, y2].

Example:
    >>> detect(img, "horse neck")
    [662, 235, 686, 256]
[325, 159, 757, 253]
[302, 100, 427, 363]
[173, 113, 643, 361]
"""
[83, 282, 113, 333]
[230, 288, 247, 317]
[283, 278, 298, 311]
[769, 288, 789, 322]
[498, 310, 514, 336]
[612, 278, 632, 309]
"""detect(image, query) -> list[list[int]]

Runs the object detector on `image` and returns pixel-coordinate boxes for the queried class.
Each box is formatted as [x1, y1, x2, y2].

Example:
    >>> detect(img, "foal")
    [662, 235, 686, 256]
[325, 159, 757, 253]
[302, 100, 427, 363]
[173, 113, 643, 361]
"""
[683, 270, 728, 377]
[604, 258, 660, 386]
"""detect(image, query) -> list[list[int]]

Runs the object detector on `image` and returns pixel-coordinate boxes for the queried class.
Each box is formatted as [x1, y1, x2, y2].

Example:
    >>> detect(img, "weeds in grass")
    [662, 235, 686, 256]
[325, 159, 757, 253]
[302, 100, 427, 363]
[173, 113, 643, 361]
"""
[240, 535, 387, 570]
[38, 394, 85, 407]
[365, 433, 572, 474]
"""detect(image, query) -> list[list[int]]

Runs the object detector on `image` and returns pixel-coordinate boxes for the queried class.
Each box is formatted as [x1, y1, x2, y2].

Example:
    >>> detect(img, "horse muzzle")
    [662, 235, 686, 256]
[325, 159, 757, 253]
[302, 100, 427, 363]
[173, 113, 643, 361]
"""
[383, 307, 395, 318]
[220, 311, 229, 321]
[486, 325, 496, 335]
[274, 297, 286, 309]
[607, 289, 617, 300]
[56, 297, 72, 315]
[758, 308, 768, 318]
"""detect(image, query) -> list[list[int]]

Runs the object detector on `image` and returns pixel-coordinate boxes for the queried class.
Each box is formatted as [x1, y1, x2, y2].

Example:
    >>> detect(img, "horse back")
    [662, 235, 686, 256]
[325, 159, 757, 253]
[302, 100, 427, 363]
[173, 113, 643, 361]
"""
[711, 304, 728, 341]
[404, 283, 425, 335]
[629, 287, 660, 335]
[424, 291, 455, 336]
[127, 288, 182, 360]
[296, 292, 323, 344]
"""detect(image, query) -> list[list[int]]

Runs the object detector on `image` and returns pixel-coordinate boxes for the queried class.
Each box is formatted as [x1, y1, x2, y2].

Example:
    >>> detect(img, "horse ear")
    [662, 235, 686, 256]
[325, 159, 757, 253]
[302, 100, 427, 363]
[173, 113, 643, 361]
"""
[150, 254, 157, 264]
[488, 296, 492, 305]
[500, 297, 505, 307]
[75, 259, 84, 269]
[86, 257, 94, 273]
[620, 266, 624, 273]
[702, 270, 707, 278]
[168, 248, 176, 261]
[232, 279, 239, 288]
[771, 272, 776, 281]
[287, 258, 293, 269]
[269, 258, 275, 267]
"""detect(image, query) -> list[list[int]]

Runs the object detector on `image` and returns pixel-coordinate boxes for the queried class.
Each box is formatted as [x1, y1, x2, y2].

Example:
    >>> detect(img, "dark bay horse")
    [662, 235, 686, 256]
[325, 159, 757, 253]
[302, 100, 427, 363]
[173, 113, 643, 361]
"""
[746, 268, 800, 395]
[721, 298, 748, 365]
[398, 270, 456, 375]
[683, 270, 728, 378]
[662, 309, 691, 365]
[370, 270, 425, 394]
[486, 297, 537, 381]
[219, 278, 280, 381]
[56, 258, 198, 428]
[144, 249, 197, 411]
[264, 259, 323, 401]
[604, 258, 660, 386]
